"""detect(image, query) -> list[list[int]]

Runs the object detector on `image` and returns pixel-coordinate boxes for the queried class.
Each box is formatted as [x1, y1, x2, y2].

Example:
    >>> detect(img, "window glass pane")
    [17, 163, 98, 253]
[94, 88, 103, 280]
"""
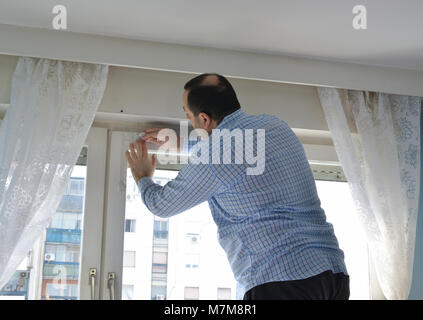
[125, 219, 136, 233]
[152, 265, 167, 274]
[152, 252, 167, 264]
[0, 157, 87, 300]
[151, 286, 166, 300]
[122, 285, 134, 300]
[315, 180, 370, 300]
[122, 169, 236, 300]
[123, 251, 136, 268]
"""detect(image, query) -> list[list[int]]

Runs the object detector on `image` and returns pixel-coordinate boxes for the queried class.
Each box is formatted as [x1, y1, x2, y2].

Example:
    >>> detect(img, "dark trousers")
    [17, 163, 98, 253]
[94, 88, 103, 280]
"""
[243, 270, 350, 300]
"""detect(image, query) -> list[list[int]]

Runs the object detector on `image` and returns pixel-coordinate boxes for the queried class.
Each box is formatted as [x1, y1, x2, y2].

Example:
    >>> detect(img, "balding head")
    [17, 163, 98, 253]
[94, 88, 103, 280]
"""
[184, 73, 235, 93]
[200, 74, 220, 86]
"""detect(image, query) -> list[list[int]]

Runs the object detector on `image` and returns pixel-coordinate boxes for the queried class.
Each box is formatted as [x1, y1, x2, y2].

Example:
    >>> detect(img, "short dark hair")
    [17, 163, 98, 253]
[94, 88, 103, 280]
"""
[184, 73, 240, 122]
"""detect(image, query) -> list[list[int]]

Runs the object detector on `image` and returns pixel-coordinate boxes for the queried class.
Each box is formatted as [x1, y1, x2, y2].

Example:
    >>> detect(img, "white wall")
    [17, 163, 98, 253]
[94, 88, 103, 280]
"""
[99, 65, 328, 131]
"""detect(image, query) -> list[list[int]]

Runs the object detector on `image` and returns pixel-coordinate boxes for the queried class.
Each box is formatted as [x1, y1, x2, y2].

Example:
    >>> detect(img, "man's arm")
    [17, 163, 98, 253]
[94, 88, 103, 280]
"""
[138, 162, 224, 218]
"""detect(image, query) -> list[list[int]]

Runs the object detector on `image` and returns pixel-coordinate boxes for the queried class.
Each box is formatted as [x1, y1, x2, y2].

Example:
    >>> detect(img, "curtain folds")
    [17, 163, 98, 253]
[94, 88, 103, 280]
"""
[317, 87, 421, 299]
[0, 57, 108, 289]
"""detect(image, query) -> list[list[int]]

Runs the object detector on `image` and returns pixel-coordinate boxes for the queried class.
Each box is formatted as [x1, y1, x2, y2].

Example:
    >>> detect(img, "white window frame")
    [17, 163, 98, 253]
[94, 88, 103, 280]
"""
[24, 127, 108, 300]
[78, 127, 108, 300]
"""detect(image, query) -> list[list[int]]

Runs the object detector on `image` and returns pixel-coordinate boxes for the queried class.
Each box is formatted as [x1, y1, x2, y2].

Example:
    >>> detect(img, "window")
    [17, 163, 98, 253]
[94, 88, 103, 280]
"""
[152, 251, 167, 273]
[152, 264, 167, 274]
[45, 283, 78, 300]
[123, 251, 136, 268]
[67, 179, 85, 196]
[314, 172, 370, 300]
[184, 287, 199, 300]
[44, 244, 80, 263]
[125, 219, 136, 233]
[152, 252, 167, 264]
[122, 169, 237, 300]
[122, 285, 134, 300]
[151, 285, 166, 300]
[217, 288, 231, 300]
[153, 219, 169, 240]
[1, 130, 107, 300]
[50, 212, 82, 230]
[122, 166, 373, 300]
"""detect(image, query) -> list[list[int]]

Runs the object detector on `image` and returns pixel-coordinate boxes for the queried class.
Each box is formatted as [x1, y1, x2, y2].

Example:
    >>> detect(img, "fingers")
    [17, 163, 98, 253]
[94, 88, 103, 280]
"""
[141, 128, 169, 144]
[134, 139, 149, 160]
[135, 139, 143, 158]
[129, 143, 138, 161]
[141, 128, 161, 139]
[125, 148, 134, 166]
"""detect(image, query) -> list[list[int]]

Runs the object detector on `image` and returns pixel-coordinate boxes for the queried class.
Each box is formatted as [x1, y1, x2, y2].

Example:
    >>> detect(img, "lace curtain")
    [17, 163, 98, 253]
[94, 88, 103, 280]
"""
[0, 57, 108, 289]
[317, 87, 421, 300]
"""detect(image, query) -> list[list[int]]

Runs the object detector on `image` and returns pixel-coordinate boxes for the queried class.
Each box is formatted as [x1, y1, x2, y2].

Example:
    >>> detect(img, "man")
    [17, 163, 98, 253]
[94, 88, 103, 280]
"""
[125, 73, 350, 300]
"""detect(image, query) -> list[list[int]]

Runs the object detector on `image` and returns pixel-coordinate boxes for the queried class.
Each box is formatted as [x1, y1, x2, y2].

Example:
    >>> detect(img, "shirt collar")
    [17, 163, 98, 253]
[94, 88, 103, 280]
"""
[216, 108, 244, 129]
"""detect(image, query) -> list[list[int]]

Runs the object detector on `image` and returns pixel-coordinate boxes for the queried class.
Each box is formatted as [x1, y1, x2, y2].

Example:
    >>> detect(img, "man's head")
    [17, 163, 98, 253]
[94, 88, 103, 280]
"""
[182, 73, 240, 133]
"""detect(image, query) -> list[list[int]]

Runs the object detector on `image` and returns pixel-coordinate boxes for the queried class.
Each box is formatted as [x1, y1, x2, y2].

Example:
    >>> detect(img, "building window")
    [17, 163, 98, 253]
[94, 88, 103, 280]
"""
[217, 288, 231, 300]
[151, 285, 166, 300]
[67, 179, 85, 196]
[45, 283, 78, 299]
[152, 252, 167, 273]
[44, 244, 80, 264]
[123, 251, 136, 268]
[152, 252, 167, 264]
[184, 287, 199, 300]
[125, 219, 136, 233]
[153, 220, 168, 240]
[50, 212, 82, 230]
[122, 285, 134, 300]
[152, 264, 167, 274]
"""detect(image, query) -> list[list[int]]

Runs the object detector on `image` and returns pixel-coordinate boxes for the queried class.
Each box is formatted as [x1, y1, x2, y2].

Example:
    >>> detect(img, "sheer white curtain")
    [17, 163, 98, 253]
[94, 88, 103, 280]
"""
[0, 57, 108, 289]
[317, 87, 421, 300]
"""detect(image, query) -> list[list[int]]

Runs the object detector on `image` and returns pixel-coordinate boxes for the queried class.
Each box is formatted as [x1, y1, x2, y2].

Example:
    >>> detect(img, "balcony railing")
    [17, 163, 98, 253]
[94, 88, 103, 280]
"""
[45, 228, 81, 244]
[43, 261, 80, 278]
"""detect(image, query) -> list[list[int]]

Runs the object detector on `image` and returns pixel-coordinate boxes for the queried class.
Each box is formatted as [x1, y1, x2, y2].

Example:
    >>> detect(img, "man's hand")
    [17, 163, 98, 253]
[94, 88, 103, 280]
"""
[141, 128, 181, 152]
[125, 139, 157, 184]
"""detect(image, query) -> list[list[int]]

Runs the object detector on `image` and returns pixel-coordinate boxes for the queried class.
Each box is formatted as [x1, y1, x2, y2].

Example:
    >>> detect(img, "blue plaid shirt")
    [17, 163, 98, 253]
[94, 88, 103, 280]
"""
[138, 108, 348, 298]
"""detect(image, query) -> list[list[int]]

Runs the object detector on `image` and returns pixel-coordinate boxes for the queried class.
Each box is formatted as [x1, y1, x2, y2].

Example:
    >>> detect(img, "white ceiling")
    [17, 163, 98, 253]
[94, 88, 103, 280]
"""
[0, 0, 422, 71]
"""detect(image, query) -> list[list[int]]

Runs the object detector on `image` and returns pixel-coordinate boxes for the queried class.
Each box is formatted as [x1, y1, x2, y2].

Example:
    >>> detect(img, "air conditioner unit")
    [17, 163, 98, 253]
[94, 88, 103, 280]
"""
[156, 294, 165, 300]
[44, 253, 55, 261]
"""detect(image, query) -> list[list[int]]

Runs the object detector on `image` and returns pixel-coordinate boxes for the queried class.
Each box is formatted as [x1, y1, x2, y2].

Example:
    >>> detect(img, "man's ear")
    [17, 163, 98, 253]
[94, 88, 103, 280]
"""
[199, 112, 212, 128]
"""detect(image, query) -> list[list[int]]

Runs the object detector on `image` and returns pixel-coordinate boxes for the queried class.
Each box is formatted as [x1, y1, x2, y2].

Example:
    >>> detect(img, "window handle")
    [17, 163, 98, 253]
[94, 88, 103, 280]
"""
[89, 268, 96, 300]
[107, 272, 116, 300]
